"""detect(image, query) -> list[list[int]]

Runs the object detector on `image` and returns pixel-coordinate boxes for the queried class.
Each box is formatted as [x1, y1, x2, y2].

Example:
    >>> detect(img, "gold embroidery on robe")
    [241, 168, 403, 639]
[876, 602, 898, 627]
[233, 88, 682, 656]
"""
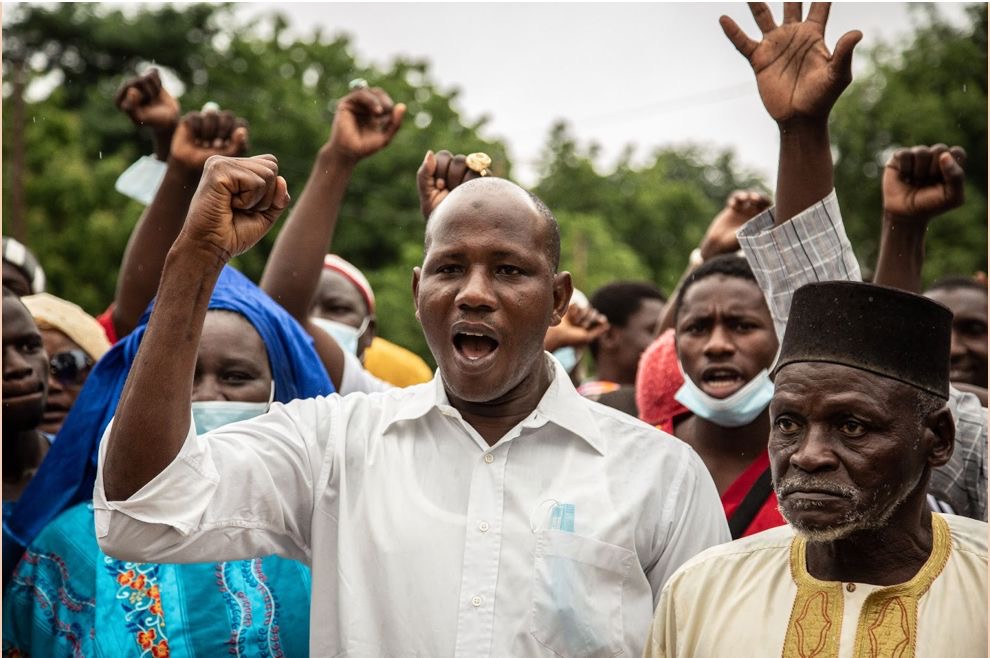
[851, 514, 950, 658]
[782, 539, 843, 658]
[782, 514, 951, 658]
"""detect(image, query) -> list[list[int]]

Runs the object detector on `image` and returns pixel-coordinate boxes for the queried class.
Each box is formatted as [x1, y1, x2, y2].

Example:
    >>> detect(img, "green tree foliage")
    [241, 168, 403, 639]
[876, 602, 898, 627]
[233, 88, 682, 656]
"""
[4, 3, 985, 362]
[534, 122, 766, 294]
[3, 3, 508, 359]
[830, 3, 987, 284]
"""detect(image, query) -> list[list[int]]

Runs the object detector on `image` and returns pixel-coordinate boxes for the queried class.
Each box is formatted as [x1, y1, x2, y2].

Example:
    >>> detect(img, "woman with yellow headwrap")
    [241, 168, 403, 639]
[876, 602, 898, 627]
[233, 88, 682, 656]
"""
[21, 293, 110, 436]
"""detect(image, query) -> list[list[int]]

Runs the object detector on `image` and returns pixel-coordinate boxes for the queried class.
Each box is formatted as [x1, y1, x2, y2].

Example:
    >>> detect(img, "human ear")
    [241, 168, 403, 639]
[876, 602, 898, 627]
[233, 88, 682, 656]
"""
[360, 316, 377, 353]
[551, 271, 573, 325]
[925, 405, 955, 469]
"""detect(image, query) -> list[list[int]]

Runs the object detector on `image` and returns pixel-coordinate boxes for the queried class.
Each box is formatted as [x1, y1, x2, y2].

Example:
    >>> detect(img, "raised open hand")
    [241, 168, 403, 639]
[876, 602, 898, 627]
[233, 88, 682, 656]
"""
[699, 190, 772, 260]
[169, 109, 249, 172]
[181, 155, 290, 261]
[326, 87, 406, 165]
[115, 68, 181, 132]
[416, 150, 484, 219]
[883, 145, 966, 223]
[720, 3, 861, 125]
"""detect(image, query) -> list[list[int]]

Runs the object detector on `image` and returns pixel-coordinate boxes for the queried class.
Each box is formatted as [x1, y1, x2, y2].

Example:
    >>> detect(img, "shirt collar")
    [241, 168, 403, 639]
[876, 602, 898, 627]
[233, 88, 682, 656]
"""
[384, 354, 605, 456]
[381, 369, 445, 428]
[536, 354, 606, 455]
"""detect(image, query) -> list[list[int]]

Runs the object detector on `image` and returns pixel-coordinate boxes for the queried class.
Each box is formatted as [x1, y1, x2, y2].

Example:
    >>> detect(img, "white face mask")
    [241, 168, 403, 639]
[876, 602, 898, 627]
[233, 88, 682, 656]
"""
[674, 367, 774, 428]
[310, 316, 370, 356]
[191, 382, 275, 435]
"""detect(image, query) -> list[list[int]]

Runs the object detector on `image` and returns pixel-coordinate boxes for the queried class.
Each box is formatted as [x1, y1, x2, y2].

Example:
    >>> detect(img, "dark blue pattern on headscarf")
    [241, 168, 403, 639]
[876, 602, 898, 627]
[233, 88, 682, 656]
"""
[3, 266, 334, 586]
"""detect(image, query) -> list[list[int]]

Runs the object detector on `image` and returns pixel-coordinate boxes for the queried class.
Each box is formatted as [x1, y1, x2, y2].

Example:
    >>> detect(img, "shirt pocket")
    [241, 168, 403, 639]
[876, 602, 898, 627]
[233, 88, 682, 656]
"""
[529, 529, 634, 657]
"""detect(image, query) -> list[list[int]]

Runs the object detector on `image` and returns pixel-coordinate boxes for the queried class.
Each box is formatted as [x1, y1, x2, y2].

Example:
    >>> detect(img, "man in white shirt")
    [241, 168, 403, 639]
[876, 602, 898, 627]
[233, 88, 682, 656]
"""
[95, 154, 728, 656]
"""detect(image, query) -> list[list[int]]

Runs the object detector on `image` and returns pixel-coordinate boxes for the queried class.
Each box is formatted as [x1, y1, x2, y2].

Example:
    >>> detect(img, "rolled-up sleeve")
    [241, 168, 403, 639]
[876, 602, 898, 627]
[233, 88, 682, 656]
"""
[94, 395, 336, 565]
[736, 190, 862, 340]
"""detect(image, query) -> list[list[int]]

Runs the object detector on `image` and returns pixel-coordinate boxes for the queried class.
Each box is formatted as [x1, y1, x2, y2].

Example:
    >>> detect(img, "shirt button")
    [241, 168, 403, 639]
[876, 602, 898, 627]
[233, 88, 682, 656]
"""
[471, 595, 483, 607]
[846, 583, 856, 592]
[483, 453, 495, 464]
[479, 521, 490, 532]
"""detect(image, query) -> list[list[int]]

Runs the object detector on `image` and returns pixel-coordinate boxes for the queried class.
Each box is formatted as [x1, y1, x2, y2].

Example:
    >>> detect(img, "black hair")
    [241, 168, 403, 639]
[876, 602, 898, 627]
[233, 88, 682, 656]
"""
[673, 254, 759, 323]
[925, 276, 988, 295]
[589, 281, 665, 357]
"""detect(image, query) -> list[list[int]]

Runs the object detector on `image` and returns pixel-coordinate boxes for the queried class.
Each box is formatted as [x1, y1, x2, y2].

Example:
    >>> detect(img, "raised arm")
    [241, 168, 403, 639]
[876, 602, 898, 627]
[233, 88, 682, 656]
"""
[112, 109, 248, 338]
[260, 87, 404, 387]
[115, 68, 180, 162]
[103, 155, 289, 501]
[874, 145, 966, 292]
[720, 2, 860, 223]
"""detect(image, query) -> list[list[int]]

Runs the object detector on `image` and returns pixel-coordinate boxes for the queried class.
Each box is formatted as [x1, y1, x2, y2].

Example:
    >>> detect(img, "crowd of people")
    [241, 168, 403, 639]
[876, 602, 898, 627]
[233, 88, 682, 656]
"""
[2, 3, 987, 657]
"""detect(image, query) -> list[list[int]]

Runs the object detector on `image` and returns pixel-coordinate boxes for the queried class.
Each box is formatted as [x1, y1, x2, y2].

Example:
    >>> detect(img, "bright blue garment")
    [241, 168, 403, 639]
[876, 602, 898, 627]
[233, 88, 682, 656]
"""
[4, 502, 311, 657]
[3, 266, 334, 584]
[2, 267, 333, 655]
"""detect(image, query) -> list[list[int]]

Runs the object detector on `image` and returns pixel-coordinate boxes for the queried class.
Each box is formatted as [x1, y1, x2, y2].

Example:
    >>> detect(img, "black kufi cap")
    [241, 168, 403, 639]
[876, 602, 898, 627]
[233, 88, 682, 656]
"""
[772, 281, 952, 399]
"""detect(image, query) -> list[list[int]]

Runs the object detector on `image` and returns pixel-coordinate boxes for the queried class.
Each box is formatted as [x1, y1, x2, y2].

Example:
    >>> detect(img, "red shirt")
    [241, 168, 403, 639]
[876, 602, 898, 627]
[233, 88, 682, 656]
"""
[720, 450, 785, 537]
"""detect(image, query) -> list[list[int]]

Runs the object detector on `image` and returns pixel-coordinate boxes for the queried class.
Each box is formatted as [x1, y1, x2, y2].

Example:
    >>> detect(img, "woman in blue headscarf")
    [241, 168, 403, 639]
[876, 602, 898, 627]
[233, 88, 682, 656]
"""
[3, 267, 334, 657]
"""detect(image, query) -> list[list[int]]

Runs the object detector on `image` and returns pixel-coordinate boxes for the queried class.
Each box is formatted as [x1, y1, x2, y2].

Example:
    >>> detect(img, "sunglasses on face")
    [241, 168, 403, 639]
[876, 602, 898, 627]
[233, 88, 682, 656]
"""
[50, 349, 94, 387]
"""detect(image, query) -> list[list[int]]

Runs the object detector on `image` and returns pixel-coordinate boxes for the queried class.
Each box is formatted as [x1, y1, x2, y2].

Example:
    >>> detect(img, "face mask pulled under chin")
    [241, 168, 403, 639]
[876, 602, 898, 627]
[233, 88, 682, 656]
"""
[191, 382, 275, 435]
[310, 316, 369, 356]
[674, 367, 774, 428]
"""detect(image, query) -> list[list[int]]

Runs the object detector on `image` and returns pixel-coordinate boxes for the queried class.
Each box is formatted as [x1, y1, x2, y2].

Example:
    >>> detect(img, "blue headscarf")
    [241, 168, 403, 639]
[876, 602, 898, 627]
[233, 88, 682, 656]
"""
[3, 266, 334, 585]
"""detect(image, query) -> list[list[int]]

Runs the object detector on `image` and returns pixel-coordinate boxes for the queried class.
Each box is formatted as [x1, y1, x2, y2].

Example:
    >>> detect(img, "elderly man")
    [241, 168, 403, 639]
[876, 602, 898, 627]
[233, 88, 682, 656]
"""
[646, 281, 988, 657]
[722, 1, 986, 520]
[94, 153, 727, 655]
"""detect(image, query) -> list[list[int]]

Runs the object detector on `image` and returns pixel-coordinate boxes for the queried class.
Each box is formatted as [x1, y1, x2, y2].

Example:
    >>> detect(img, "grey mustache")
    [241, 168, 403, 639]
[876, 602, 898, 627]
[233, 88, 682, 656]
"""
[776, 477, 856, 498]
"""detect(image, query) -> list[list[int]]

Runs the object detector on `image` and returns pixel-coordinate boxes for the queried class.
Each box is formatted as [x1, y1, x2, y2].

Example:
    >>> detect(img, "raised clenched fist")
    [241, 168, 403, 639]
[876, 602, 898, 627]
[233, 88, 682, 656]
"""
[326, 87, 405, 165]
[883, 144, 966, 223]
[170, 109, 250, 172]
[115, 68, 180, 133]
[180, 155, 290, 261]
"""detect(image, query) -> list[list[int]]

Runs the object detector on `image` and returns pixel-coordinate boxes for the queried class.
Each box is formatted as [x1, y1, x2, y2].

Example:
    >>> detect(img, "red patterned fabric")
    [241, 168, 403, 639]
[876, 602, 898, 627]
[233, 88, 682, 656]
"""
[636, 328, 689, 430]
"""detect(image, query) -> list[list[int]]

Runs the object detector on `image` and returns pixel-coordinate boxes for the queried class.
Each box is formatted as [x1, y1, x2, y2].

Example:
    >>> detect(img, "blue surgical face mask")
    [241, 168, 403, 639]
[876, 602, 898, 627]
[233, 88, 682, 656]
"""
[191, 382, 274, 435]
[310, 316, 369, 356]
[552, 346, 579, 374]
[674, 368, 774, 428]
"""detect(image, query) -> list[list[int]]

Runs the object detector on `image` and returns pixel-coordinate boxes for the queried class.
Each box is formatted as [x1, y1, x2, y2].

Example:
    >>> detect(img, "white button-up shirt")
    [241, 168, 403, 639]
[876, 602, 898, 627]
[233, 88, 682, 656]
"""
[94, 356, 728, 656]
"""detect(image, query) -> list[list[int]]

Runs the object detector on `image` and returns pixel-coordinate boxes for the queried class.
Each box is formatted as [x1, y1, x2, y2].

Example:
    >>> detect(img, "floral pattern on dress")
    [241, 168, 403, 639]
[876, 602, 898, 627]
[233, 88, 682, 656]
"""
[104, 558, 170, 658]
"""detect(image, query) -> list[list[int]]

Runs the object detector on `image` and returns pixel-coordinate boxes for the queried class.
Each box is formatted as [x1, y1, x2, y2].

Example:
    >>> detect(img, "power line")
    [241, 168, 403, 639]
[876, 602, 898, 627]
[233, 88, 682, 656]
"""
[577, 82, 755, 125]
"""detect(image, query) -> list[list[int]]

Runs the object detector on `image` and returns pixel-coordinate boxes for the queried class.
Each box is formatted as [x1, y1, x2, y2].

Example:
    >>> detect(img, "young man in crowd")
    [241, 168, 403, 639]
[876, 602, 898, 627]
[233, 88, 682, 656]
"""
[2, 289, 51, 508]
[576, 281, 664, 415]
[926, 277, 988, 393]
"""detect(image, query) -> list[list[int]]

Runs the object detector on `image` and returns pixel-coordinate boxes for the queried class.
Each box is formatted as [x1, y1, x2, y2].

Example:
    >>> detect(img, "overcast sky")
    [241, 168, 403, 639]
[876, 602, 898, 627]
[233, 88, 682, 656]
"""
[233, 2, 975, 187]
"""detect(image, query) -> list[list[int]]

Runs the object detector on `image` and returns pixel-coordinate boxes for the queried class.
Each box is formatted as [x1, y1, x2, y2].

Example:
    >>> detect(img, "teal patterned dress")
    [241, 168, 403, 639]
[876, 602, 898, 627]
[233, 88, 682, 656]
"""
[3, 502, 311, 657]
